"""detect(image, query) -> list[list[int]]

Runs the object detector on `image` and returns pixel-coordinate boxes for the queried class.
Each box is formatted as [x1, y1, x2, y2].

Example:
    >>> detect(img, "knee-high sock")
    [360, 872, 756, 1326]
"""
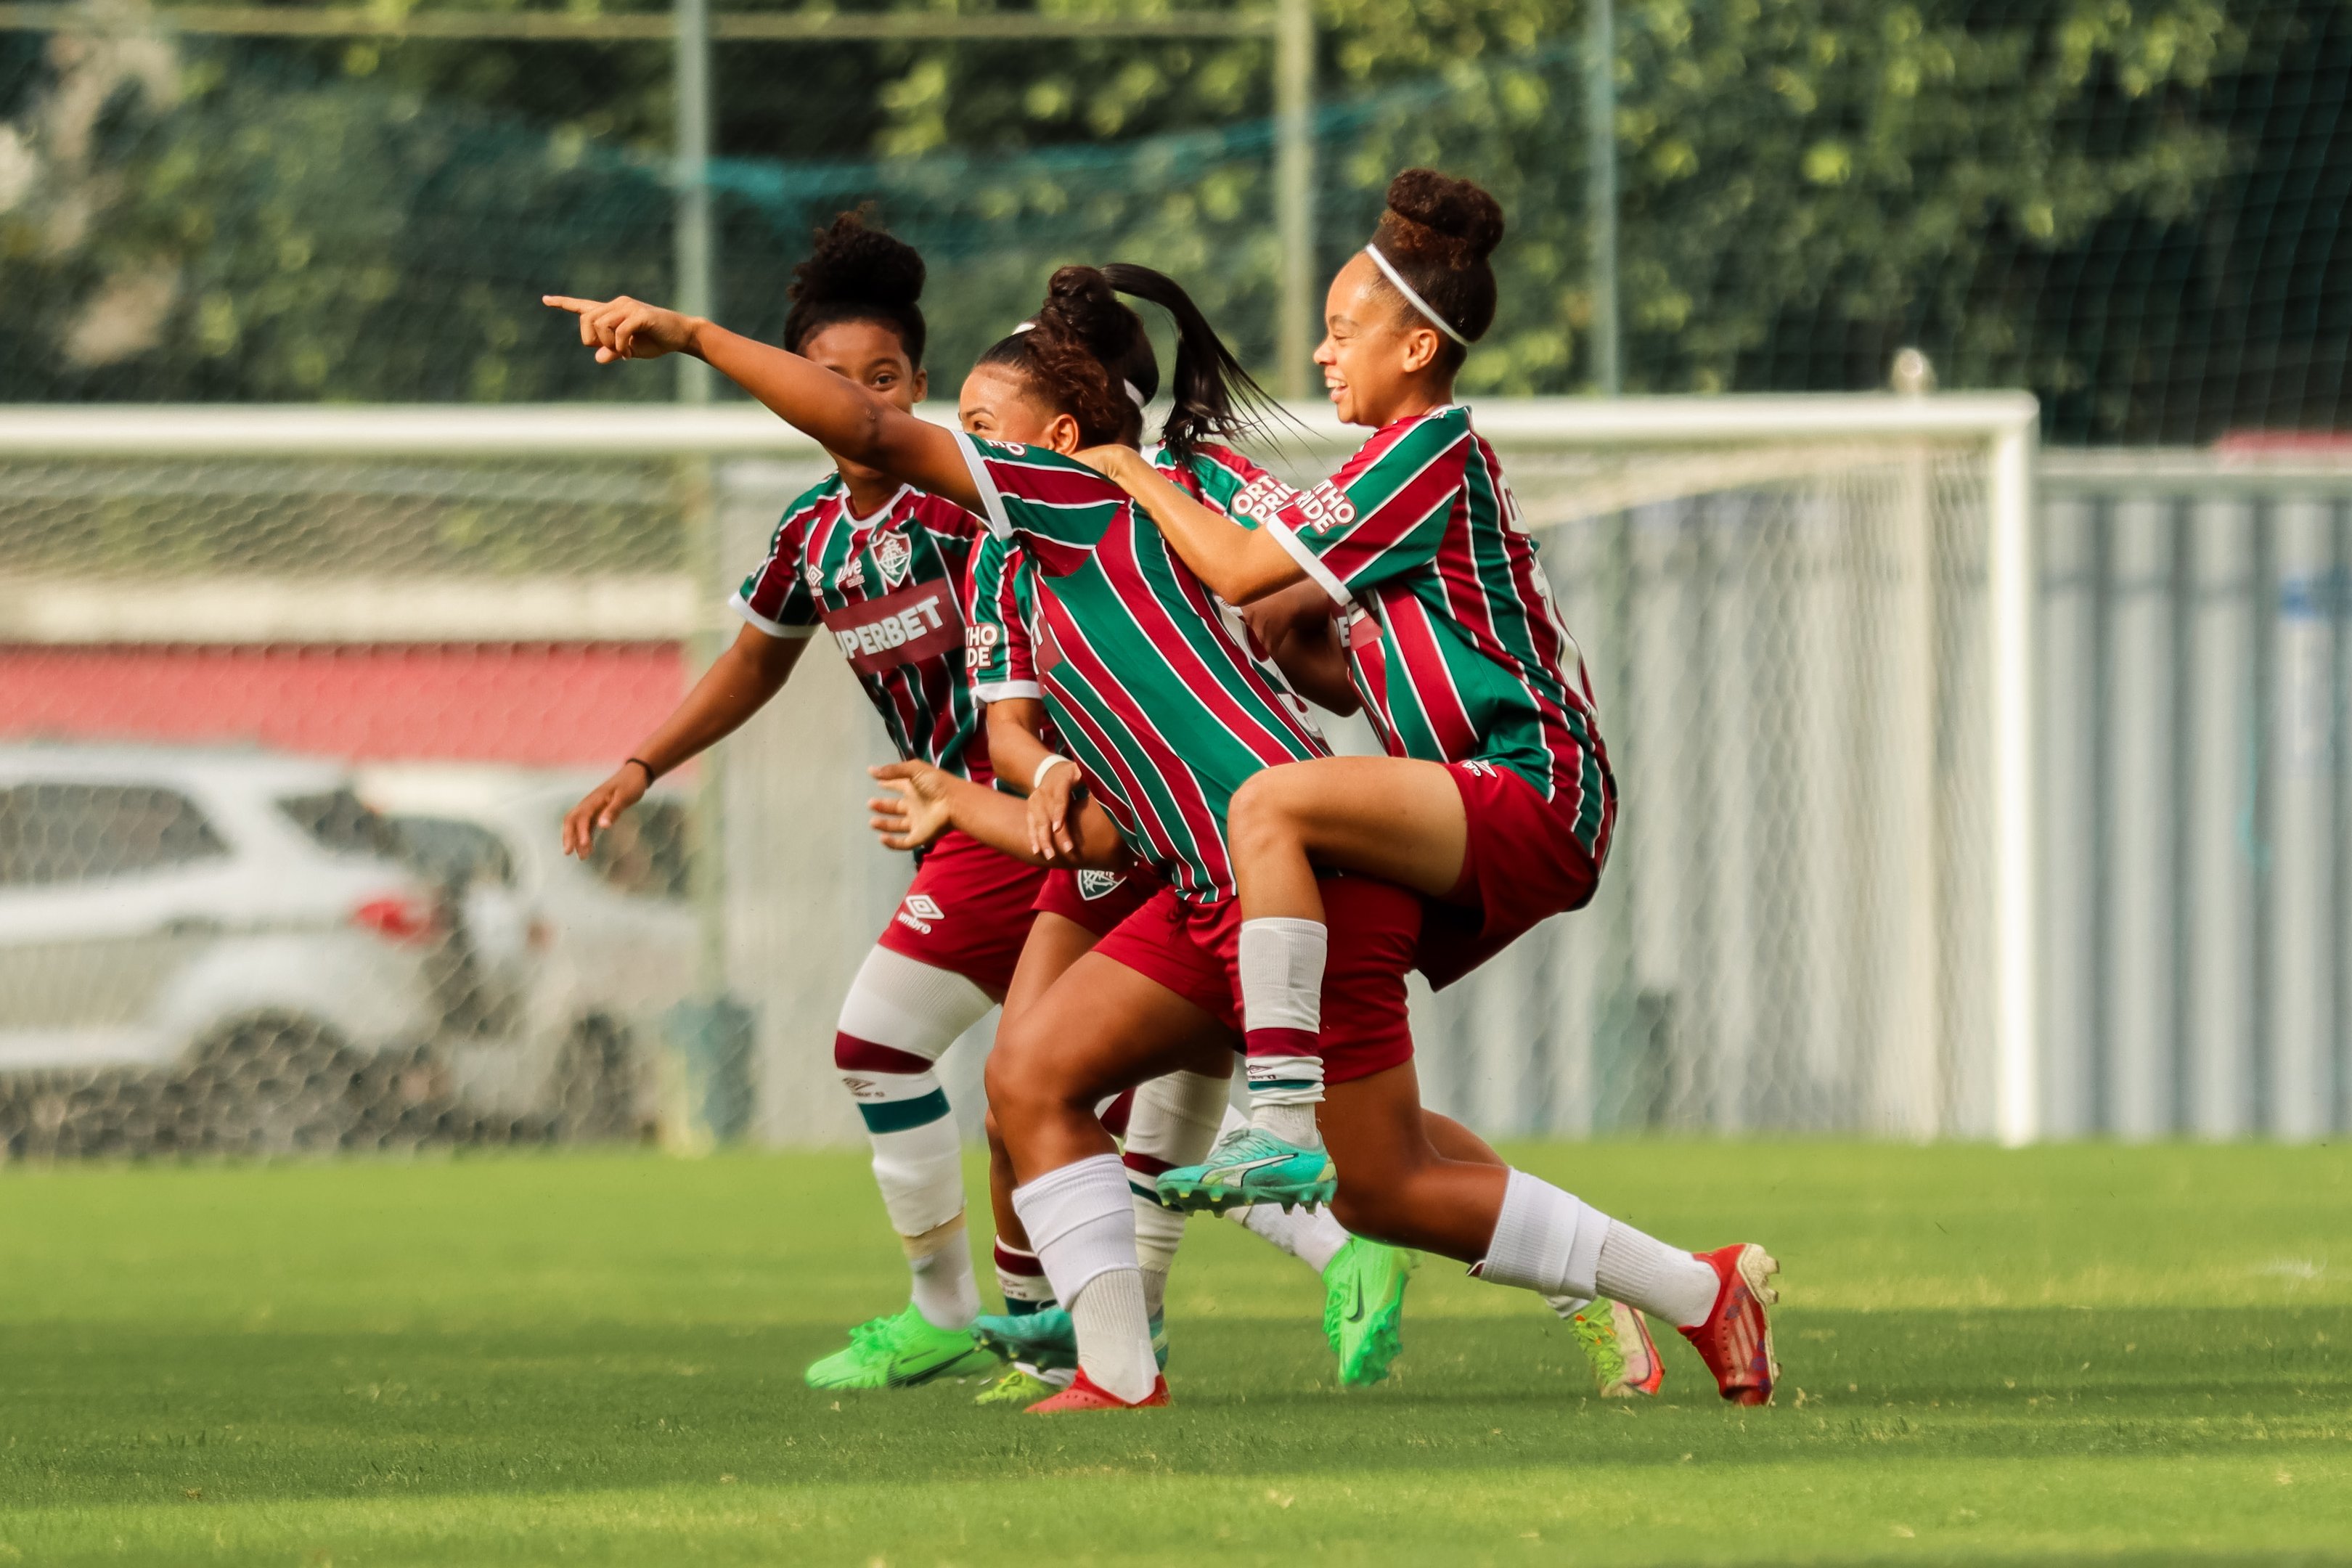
[1217, 1107, 1352, 1273]
[833, 944, 993, 1327]
[1238, 917, 1328, 1146]
[1119, 1070, 1229, 1315]
[1013, 1153, 1157, 1402]
[1472, 1169, 1718, 1328]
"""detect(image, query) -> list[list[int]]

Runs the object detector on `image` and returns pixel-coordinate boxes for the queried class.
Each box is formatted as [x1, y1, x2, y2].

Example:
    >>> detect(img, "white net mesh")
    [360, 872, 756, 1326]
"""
[0, 405, 2020, 1155]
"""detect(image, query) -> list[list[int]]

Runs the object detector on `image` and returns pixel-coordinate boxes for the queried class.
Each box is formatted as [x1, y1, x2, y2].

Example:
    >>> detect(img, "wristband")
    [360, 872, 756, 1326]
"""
[1032, 754, 1074, 791]
[625, 756, 658, 784]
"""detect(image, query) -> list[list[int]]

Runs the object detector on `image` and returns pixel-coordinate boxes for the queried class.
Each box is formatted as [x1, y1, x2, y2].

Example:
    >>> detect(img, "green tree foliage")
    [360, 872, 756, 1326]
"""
[1, 2, 2346, 439]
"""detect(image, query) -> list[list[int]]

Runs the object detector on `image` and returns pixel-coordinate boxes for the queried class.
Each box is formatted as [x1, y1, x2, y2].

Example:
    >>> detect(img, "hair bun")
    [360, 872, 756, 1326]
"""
[791, 208, 926, 310]
[1384, 169, 1505, 261]
[1039, 265, 1136, 362]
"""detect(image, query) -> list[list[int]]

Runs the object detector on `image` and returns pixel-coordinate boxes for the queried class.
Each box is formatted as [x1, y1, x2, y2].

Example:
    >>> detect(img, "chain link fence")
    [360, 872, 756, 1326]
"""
[0, 400, 2043, 1156]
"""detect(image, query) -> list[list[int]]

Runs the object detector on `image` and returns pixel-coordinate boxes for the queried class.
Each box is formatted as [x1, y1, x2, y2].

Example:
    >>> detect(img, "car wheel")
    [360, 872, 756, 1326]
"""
[165, 1016, 364, 1156]
[549, 1016, 646, 1143]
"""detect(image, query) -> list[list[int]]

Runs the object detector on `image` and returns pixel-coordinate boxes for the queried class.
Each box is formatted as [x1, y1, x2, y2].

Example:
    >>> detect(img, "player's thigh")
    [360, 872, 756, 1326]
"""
[1000, 912, 1100, 1032]
[1232, 755, 1468, 897]
[988, 950, 1231, 1113]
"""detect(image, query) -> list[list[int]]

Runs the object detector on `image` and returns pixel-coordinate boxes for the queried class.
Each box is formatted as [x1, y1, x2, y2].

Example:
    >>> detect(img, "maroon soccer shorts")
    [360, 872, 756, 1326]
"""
[1416, 759, 1609, 990]
[874, 828, 1049, 997]
[1031, 865, 1161, 939]
[1093, 875, 1421, 1085]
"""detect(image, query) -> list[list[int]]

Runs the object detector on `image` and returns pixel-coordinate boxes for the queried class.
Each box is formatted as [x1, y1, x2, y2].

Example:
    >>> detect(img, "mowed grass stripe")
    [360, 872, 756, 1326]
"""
[1, 1143, 2345, 1564]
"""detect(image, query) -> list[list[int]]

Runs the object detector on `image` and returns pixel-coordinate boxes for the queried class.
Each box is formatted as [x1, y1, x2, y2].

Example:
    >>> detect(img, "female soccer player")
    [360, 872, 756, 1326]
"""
[1073, 171, 1623, 1219]
[558, 212, 1028, 1392]
[544, 262, 1777, 1415]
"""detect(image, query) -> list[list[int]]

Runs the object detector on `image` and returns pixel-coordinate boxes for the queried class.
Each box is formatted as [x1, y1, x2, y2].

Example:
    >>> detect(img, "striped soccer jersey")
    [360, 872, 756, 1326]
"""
[957, 436, 1330, 902]
[734, 475, 995, 783]
[1248, 406, 1612, 854]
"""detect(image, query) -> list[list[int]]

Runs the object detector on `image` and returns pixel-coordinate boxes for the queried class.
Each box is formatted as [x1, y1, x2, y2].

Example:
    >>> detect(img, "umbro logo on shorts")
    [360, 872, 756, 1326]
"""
[1461, 760, 1498, 777]
[896, 892, 944, 936]
[1077, 870, 1125, 901]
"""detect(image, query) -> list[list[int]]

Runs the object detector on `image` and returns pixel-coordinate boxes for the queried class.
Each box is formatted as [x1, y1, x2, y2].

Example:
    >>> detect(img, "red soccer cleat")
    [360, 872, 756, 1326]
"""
[1677, 1243, 1781, 1406]
[1024, 1368, 1171, 1413]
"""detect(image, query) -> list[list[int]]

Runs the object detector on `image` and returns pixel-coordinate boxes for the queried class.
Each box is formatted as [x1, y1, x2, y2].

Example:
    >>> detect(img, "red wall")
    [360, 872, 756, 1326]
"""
[0, 645, 686, 765]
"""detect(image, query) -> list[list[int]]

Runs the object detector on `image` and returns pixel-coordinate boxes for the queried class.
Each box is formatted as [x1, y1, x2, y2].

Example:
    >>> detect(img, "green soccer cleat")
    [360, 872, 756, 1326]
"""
[803, 1304, 997, 1391]
[1156, 1124, 1337, 1215]
[975, 1365, 1066, 1406]
[1321, 1236, 1416, 1387]
[973, 1306, 1168, 1372]
[1569, 1297, 1665, 1398]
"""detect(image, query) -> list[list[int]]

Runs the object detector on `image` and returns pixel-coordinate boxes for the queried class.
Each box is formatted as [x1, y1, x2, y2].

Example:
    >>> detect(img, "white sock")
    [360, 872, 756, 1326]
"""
[834, 946, 993, 1245]
[1544, 1293, 1594, 1320]
[902, 1215, 980, 1331]
[1473, 1172, 1718, 1330]
[1239, 917, 1327, 1148]
[1121, 1070, 1228, 1289]
[1011, 1152, 1154, 1400]
[1471, 1169, 1606, 1301]
[1216, 1108, 1351, 1272]
[1595, 1220, 1719, 1329]
[1069, 1267, 1158, 1404]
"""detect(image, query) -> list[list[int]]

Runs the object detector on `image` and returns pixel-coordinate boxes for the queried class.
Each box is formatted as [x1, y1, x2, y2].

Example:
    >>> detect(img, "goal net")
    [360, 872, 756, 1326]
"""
[0, 399, 2035, 1156]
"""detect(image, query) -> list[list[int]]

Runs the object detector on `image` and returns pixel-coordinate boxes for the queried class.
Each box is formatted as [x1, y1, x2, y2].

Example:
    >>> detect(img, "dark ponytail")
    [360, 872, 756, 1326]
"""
[1367, 168, 1506, 367]
[977, 264, 1275, 462]
[783, 208, 928, 366]
[1101, 264, 1280, 464]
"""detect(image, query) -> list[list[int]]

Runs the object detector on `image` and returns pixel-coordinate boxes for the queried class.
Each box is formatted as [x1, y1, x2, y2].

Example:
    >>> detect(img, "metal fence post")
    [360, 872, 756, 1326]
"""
[674, 0, 714, 407]
[1275, 0, 1317, 399]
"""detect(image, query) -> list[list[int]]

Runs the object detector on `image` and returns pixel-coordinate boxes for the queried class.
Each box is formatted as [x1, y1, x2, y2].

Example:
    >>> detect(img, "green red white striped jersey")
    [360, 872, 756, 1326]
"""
[957, 436, 1329, 902]
[1252, 406, 1612, 854]
[734, 474, 995, 783]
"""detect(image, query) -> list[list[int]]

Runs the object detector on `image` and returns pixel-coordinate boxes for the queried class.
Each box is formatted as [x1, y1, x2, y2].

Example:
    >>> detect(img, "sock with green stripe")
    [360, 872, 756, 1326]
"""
[834, 944, 995, 1327]
[1239, 917, 1328, 1148]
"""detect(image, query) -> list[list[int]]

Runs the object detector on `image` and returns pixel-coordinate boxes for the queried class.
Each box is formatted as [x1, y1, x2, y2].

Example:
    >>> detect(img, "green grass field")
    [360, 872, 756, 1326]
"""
[2, 1143, 2346, 1566]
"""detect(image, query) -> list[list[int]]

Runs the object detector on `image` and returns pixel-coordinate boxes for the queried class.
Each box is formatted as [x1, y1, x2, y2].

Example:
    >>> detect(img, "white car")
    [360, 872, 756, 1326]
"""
[355, 764, 698, 1138]
[0, 743, 443, 1154]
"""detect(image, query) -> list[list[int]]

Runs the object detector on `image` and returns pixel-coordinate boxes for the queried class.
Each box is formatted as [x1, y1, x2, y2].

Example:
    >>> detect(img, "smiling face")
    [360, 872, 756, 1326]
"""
[801, 318, 926, 490]
[957, 363, 1085, 453]
[1316, 250, 1453, 428]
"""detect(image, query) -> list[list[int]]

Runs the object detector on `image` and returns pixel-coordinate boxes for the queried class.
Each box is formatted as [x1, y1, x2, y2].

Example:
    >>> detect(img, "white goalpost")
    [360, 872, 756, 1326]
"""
[0, 395, 2040, 1147]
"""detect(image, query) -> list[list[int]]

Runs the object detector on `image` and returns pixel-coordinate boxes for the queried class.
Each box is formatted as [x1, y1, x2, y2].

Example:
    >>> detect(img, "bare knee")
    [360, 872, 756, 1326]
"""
[1228, 766, 1315, 860]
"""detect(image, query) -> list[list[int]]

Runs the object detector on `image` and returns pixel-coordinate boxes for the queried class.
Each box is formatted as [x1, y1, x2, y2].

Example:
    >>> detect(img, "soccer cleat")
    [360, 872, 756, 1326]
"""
[1678, 1244, 1781, 1406]
[1569, 1298, 1665, 1398]
[1155, 1124, 1336, 1215]
[975, 1365, 1066, 1406]
[973, 1307, 1168, 1372]
[1025, 1368, 1170, 1413]
[1321, 1237, 1415, 1387]
[802, 1304, 997, 1391]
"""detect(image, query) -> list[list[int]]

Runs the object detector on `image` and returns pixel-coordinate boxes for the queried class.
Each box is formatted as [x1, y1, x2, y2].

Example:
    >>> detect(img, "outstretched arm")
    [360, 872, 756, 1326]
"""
[1076, 446, 1303, 604]
[544, 295, 981, 513]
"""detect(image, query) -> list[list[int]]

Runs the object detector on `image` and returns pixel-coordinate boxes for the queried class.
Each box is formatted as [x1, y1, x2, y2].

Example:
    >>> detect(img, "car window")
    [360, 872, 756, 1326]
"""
[587, 798, 693, 901]
[388, 815, 517, 889]
[0, 783, 231, 886]
[278, 788, 406, 862]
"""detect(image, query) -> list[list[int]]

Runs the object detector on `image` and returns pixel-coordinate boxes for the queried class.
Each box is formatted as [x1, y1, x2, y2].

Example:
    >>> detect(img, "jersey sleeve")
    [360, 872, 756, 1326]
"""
[1258, 410, 1472, 605]
[955, 434, 1128, 562]
[729, 486, 828, 638]
[1183, 443, 1299, 533]
[965, 532, 1040, 703]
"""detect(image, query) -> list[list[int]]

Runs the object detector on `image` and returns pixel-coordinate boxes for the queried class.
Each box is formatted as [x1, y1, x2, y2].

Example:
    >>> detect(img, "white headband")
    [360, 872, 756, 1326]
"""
[1011, 321, 1148, 408]
[1364, 244, 1469, 348]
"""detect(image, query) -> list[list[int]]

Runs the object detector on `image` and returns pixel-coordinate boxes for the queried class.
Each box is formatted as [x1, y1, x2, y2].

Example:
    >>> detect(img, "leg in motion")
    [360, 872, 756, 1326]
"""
[806, 944, 999, 1392]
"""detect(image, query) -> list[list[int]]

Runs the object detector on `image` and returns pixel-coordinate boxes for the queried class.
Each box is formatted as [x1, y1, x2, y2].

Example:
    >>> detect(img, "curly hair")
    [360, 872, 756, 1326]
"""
[782, 208, 927, 366]
[1367, 168, 1506, 367]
